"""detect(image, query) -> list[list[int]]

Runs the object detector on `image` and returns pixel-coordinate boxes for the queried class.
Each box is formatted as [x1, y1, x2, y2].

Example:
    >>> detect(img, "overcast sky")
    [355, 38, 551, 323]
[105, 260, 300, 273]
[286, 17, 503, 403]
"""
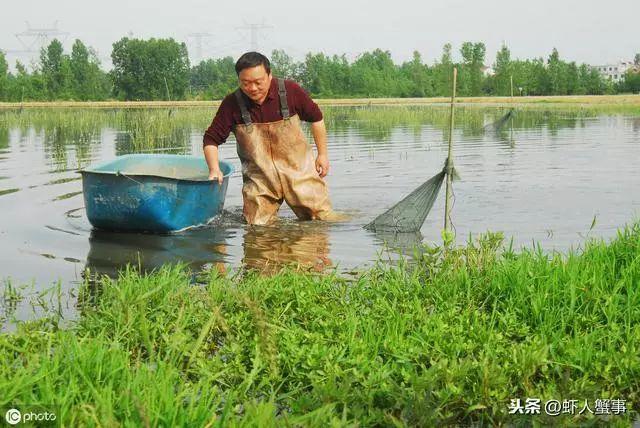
[2, 0, 638, 70]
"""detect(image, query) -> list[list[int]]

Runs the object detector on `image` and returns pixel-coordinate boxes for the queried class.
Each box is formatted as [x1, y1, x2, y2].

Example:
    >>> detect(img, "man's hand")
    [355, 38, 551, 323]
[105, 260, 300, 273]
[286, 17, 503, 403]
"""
[315, 154, 330, 178]
[310, 120, 330, 178]
[208, 168, 224, 184]
[204, 145, 223, 185]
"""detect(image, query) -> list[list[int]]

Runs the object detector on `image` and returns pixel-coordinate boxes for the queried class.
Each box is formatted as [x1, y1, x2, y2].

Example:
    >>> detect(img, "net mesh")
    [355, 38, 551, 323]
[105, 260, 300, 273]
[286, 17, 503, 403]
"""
[484, 108, 515, 132]
[364, 169, 446, 233]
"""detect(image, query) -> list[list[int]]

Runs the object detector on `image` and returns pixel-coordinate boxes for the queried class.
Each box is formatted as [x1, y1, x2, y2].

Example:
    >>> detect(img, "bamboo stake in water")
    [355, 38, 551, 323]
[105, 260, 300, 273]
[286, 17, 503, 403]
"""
[510, 113, 515, 146]
[510, 75, 515, 146]
[444, 67, 457, 233]
[510, 75, 514, 101]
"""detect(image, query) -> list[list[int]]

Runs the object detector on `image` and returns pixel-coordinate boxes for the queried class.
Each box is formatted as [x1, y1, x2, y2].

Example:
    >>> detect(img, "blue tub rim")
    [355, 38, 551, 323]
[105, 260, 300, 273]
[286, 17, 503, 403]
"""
[77, 154, 235, 183]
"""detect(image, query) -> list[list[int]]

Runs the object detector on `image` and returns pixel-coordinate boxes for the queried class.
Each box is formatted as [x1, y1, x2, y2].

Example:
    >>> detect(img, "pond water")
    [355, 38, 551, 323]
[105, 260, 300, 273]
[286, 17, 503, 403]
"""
[0, 106, 639, 325]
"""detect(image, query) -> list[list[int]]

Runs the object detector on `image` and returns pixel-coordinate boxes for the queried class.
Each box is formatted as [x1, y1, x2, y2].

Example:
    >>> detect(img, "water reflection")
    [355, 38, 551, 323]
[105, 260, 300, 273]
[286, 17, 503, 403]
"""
[242, 221, 332, 273]
[85, 227, 231, 278]
[0, 127, 8, 150]
[39, 118, 101, 171]
[83, 219, 336, 278]
[114, 128, 192, 156]
[370, 230, 425, 255]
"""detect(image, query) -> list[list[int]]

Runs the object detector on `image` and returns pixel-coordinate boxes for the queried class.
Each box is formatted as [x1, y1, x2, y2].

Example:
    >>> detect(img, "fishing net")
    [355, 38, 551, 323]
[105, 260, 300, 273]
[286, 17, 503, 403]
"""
[366, 67, 462, 234]
[364, 160, 459, 233]
[484, 108, 515, 132]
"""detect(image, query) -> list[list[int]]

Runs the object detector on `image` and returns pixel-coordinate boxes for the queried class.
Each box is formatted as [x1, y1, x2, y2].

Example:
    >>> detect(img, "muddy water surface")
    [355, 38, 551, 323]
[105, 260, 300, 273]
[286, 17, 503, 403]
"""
[1, 107, 639, 325]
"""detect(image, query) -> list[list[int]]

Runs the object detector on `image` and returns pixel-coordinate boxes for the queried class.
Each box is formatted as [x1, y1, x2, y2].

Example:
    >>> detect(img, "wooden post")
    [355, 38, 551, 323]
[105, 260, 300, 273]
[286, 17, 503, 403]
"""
[444, 67, 457, 233]
[510, 74, 514, 100]
[163, 76, 171, 101]
[510, 75, 515, 145]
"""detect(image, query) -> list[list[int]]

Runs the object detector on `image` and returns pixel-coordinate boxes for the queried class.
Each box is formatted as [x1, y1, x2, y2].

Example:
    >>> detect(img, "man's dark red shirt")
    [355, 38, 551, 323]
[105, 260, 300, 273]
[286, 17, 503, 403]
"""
[203, 78, 323, 147]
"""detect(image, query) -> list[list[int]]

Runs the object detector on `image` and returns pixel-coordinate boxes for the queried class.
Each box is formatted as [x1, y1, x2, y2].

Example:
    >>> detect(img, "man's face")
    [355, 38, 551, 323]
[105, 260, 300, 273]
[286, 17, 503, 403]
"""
[239, 65, 272, 104]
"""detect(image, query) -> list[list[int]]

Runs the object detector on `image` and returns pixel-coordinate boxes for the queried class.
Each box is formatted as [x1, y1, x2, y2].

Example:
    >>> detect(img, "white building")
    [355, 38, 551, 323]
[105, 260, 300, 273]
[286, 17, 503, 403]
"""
[593, 61, 636, 83]
[481, 66, 495, 77]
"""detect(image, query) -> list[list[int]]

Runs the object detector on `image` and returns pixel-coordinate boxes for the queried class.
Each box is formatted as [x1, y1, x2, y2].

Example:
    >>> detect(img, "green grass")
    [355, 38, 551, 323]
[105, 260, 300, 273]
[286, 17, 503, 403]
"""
[1, 222, 639, 426]
[1, 104, 638, 156]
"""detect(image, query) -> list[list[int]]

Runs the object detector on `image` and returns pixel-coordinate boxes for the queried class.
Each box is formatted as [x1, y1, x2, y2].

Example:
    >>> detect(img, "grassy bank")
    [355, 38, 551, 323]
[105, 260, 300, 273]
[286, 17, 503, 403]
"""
[1, 94, 640, 110]
[2, 223, 639, 426]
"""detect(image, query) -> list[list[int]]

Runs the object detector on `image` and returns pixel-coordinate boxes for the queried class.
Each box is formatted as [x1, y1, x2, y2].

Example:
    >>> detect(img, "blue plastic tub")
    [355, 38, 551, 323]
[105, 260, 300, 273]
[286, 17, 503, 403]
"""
[80, 154, 233, 233]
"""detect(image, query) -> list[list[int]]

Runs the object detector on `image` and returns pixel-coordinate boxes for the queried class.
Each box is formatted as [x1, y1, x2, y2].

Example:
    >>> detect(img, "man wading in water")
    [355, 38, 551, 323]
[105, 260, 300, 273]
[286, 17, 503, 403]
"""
[203, 52, 343, 225]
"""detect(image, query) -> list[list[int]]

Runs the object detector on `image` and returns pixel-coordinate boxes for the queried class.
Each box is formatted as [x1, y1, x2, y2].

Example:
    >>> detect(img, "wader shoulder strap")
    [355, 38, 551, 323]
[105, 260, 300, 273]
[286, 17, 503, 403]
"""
[277, 78, 290, 120]
[234, 89, 252, 125]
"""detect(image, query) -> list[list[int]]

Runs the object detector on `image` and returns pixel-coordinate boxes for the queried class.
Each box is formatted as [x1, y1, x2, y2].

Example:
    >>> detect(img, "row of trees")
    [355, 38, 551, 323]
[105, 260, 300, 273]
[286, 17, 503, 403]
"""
[187, 44, 640, 99]
[1, 38, 639, 101]
[0, 38, 188, 102]
[0, 39, 111, 101]
[490, 46, 611, 96]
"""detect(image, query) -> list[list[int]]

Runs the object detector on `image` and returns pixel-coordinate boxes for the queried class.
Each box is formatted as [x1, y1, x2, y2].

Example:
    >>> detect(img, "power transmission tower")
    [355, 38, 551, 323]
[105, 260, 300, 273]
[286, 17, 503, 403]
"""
[1, 21, 70, 70]
[187, 32, 213, 63]
[13, 21, 70, 53]
[236, 22, 273, 51]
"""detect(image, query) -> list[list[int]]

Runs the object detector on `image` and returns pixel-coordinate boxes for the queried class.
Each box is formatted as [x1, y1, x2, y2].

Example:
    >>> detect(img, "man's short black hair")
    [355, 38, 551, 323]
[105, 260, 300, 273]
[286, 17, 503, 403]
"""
[235, 52, 271, 75]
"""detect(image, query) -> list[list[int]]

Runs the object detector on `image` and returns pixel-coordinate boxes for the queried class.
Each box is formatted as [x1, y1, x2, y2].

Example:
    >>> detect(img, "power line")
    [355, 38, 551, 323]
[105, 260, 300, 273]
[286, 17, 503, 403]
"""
[235, 21, 273, 51]
[12, 21, 70, 54]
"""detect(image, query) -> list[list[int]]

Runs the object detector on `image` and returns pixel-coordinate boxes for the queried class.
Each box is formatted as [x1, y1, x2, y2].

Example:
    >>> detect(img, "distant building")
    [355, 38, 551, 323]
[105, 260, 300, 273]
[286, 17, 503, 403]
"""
[481, 66, 495, 77]
[593, 61, 637, 83]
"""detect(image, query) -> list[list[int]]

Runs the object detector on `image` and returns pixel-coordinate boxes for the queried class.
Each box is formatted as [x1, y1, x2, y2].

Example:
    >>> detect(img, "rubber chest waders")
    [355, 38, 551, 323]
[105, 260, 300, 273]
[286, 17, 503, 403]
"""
[233, 78, 334, 225]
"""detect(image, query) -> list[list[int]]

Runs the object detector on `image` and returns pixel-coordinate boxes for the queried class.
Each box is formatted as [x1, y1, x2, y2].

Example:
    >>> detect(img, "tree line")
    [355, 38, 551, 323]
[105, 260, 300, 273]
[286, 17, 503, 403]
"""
[1, 37, 639, 102]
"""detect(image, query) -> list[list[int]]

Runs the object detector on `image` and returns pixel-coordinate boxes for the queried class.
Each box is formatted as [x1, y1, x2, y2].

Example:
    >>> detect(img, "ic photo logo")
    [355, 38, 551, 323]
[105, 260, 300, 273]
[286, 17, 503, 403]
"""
[4, 409, 21, 425]
[3, 407, 57, 425]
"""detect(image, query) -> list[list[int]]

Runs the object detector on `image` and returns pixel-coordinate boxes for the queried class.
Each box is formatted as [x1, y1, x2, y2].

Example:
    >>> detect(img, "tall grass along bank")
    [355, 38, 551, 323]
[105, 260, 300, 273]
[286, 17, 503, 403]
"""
[1, 94, 640, 110]
[1, 223, 640, 425]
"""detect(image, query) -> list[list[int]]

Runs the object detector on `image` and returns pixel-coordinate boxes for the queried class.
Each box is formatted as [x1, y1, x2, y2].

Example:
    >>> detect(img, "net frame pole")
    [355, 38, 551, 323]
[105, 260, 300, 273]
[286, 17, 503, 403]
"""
[510, 74, 514, 100]
[510, 74, 515, 145]
[444, 67, 457, 232]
